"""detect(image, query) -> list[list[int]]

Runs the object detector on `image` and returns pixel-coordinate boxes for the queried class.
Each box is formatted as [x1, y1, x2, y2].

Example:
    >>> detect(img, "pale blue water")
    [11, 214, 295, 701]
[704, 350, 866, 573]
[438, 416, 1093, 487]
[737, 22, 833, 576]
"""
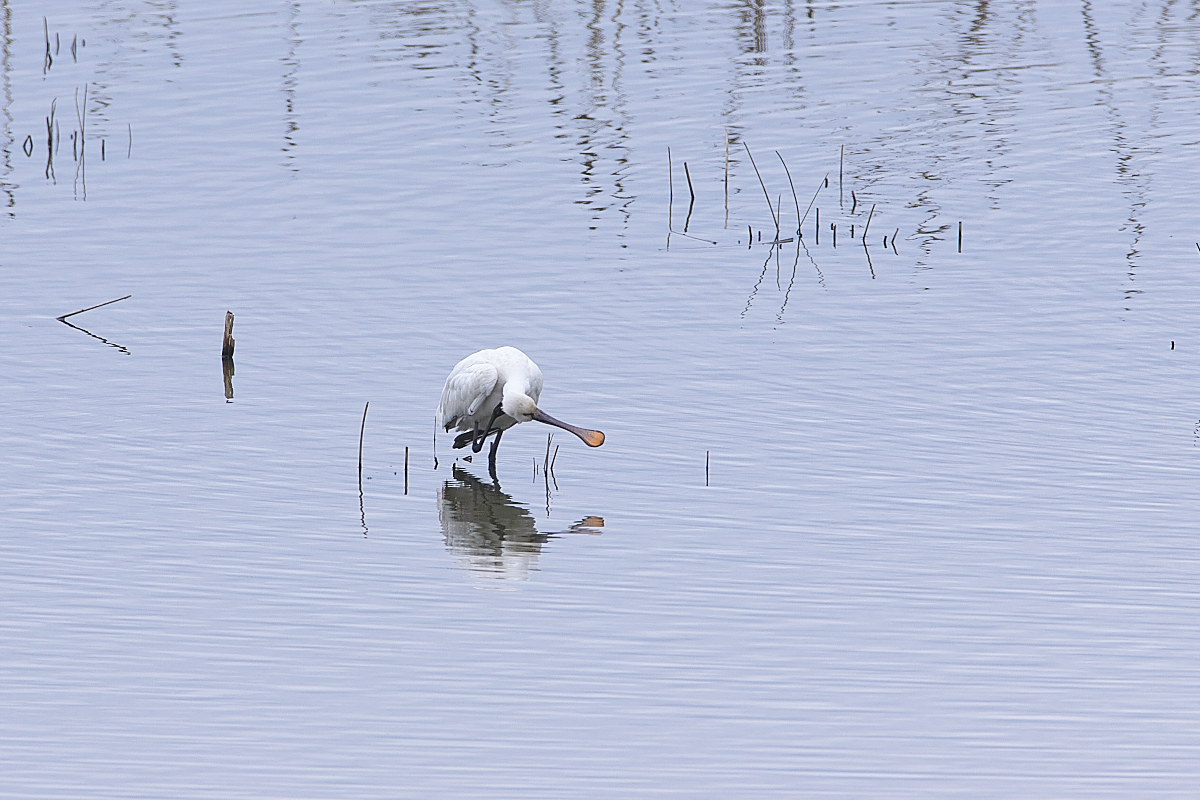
[2, 1, 1199, 798]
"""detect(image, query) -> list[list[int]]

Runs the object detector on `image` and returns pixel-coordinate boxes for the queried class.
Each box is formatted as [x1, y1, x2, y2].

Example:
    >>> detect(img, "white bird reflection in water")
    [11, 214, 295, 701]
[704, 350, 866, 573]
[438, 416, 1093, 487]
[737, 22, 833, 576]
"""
[438, 465, 603, 582]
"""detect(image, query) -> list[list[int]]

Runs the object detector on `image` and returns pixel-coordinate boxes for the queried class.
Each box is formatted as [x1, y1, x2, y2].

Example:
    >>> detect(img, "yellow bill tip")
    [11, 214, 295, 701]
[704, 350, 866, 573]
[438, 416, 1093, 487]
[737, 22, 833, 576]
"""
[581, 429, 605, 447]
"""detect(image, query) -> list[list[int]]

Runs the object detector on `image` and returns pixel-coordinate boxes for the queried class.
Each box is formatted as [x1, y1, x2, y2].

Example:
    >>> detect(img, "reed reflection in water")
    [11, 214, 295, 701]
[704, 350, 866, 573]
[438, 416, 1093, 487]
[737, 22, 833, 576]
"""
[438, 465, 603, 582]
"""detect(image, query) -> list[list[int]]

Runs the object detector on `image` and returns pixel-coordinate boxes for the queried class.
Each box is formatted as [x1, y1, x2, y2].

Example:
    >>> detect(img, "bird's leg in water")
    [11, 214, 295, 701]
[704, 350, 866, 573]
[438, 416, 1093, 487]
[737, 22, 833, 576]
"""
[487, 429, 504, 479]
[471, 405, 503, 453]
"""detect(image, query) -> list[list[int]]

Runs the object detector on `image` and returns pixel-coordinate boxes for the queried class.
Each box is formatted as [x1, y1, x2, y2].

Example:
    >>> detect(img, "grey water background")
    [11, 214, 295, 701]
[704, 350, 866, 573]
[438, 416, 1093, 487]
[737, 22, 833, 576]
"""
[2, 1, 1199, 797]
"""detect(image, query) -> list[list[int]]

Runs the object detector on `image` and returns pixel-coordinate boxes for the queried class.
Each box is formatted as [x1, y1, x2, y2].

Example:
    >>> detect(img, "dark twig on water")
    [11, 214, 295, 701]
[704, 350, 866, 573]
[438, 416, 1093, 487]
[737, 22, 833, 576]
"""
[57, 293, 131, 321]
[358, 402, 369, 485]
[358, 402, 370, 537]
[55, 294, 131, 355]
[958, 221, 963, 253]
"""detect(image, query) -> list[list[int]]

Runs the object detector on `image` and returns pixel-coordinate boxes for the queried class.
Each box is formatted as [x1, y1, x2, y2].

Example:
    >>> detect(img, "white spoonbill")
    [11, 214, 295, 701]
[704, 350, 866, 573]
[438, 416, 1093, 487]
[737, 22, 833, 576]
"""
[437, 346, 605, 473]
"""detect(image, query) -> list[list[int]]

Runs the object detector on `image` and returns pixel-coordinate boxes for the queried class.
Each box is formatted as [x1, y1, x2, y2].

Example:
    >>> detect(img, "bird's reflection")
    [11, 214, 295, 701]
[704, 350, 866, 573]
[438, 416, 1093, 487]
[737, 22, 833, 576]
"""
[438, 465, 603, 582]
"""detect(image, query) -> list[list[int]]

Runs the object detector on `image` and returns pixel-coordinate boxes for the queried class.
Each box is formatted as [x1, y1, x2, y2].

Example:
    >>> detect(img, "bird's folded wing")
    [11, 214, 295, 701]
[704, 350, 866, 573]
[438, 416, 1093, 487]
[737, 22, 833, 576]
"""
[438, 362, 499, 428]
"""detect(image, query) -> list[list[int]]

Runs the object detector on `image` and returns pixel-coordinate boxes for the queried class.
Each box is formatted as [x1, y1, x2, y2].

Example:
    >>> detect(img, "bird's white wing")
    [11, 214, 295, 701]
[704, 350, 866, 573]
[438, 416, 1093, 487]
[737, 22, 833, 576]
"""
[437, 360, 499, 430]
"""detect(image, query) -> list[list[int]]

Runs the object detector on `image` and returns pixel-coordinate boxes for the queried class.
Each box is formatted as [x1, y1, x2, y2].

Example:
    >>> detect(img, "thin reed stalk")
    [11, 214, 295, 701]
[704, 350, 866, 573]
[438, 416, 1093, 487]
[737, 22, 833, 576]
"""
[743, 142, 779, 234]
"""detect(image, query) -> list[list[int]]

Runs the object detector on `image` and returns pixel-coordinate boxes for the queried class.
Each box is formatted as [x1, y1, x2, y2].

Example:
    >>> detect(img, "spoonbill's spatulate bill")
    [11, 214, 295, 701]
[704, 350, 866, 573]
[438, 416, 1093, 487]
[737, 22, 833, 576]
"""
[437, 346, 605, 475]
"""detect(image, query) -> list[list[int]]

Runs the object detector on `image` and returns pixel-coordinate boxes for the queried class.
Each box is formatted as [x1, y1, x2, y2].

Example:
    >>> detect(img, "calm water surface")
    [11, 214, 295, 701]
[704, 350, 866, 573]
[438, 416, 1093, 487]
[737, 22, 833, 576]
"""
[2, 1, 1199, 797]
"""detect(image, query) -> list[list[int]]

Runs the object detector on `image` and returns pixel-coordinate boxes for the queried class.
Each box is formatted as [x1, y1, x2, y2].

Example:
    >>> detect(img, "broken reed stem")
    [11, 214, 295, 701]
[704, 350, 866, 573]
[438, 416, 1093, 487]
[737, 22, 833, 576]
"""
[550, 445, 560, 474]
[404, 445, 410, 496]
[743, 142, 779, 233]
[221, 311, 235, 358]
[544, 433, 553, 475]
[776, 150, 800, 236]
[705, 450, 710, 486]
[958, 221, 963, 253]
[56, 293, 131, 321]
[862, 203, 876, 242]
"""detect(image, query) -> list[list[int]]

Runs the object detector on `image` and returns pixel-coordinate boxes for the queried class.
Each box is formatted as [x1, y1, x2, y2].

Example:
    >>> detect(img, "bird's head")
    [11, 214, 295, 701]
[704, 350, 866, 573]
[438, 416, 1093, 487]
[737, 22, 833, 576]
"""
[501, 392, 539, 423]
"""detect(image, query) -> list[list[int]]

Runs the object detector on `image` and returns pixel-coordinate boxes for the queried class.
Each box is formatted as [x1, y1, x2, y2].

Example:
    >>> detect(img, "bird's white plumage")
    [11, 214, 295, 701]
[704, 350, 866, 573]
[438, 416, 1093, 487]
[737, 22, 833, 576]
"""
[437, 346, 544, 434]
[437, 346, 604, 474]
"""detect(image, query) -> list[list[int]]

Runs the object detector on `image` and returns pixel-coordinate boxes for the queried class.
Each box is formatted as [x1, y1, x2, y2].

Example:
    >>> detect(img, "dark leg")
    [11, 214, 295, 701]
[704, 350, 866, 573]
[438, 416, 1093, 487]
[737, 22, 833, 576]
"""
[471, 406, 503, 453]
[487, 429, 504, 480]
